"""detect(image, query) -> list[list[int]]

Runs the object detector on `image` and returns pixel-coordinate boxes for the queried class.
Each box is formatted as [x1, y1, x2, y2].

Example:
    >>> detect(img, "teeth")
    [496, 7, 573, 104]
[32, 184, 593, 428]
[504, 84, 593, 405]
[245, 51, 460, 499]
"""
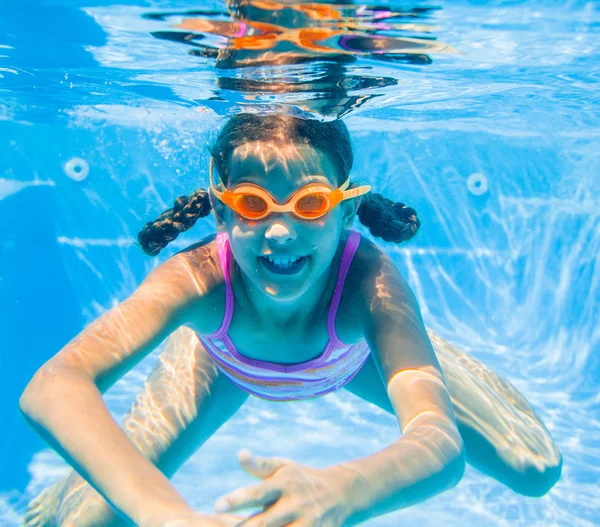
[263, 255, 305, 267]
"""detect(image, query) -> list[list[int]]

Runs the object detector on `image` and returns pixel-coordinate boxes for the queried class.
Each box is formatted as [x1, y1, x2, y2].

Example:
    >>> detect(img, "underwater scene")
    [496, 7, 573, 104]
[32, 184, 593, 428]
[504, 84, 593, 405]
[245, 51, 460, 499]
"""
[1, 0, 598, 526]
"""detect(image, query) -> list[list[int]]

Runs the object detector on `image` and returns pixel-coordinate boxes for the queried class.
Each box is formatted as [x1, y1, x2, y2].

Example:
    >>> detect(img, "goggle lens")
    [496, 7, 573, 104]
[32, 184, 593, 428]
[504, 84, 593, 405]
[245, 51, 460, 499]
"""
[296, 193, 330, 218]
[235, 191, 331, 219]
[238, 194, 268, 218]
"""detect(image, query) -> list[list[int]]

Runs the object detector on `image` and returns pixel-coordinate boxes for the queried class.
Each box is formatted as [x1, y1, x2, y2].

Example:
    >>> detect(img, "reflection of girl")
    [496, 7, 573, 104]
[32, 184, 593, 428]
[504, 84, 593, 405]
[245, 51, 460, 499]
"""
[176, 17, 282, 39]
[23, 114, 561, 527]
[175, 17, 450, 67]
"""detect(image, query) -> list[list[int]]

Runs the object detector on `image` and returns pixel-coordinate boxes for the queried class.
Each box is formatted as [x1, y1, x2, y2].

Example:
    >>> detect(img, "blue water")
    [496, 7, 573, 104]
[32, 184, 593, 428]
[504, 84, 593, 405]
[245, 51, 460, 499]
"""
[1, 0, 598, 525]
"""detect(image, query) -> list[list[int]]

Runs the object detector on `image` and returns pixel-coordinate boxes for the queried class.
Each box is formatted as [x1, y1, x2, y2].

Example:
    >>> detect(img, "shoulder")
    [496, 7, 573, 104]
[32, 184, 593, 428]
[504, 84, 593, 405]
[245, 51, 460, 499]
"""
[337, 233, 392, 343]
[349, 234, 415, 332]
[157, 232, 227, 334]
[348, 232, 391, 286]
[354, 233, 410, 290]
[175, 230, 218, 251]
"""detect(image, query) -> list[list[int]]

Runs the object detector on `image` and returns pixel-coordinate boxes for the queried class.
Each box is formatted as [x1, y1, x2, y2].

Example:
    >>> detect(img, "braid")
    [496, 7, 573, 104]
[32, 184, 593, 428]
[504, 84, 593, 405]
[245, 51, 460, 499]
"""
[137, 189, 212, 256]
[356, 191, 420, 244]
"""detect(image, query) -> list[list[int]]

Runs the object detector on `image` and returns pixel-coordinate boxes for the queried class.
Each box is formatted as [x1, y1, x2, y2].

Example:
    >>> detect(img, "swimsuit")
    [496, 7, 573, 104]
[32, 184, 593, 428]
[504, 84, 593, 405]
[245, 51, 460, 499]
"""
[198, 228, 371, 402]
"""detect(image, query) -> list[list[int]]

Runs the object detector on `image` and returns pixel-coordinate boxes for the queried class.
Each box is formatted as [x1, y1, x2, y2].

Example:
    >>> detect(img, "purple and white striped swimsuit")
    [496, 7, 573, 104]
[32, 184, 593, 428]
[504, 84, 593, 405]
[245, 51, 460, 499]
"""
[198, 228, 371, 402]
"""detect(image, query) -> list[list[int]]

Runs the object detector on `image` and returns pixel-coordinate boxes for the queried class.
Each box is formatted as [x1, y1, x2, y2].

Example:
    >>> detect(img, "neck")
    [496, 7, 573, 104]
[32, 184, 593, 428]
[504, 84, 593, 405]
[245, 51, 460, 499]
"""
[231, 237, 346, 331]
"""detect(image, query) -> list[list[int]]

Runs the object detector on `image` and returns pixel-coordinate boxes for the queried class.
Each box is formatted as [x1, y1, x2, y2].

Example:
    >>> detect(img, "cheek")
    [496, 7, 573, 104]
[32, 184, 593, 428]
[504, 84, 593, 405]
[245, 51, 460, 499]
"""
[229, 227, 258, 256]
[307, 228, 341, 259]
[307, 209, 341, 230]
[315, 213, 344, 240]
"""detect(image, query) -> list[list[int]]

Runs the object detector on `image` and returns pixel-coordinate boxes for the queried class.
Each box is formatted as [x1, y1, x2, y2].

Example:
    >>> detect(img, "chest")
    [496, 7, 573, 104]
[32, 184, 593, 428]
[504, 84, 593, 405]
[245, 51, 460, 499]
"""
[227, 292, 364, 364]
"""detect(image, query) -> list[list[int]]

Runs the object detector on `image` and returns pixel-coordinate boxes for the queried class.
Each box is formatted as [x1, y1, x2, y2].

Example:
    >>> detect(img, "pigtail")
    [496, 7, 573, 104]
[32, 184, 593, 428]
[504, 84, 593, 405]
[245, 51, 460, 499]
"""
[356, 192, 420, 244]
[137, 189, 212, 256]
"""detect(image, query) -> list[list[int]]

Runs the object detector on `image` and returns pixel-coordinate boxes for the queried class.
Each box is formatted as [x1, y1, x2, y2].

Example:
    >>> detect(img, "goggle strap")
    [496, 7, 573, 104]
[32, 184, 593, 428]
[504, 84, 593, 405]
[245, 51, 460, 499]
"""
[209, 159, 223, 199]
[342, 185, 372, 199]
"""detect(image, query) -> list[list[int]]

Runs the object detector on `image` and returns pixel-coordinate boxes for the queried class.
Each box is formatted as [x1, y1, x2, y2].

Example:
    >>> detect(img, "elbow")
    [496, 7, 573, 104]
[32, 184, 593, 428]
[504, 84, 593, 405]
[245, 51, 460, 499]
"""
[20, 365, 96, 419]
[448, 444, 466, 489]
[441, 433, 466, 490]
[19, 366, 72, 418]
[19, 391, 33, 416]
[19, 369, 52, 418]
[20, 393, 43, 424]
[418, 419, 466, 491]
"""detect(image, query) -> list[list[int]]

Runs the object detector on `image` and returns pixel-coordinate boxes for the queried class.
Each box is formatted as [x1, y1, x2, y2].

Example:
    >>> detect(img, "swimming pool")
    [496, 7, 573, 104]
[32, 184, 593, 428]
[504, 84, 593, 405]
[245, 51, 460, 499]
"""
[1, 0, 598, 525]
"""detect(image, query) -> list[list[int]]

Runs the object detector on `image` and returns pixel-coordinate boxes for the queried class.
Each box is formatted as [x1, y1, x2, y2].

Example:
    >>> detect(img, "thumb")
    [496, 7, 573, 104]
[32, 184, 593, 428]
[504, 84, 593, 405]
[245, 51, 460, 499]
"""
[238, 449, 287, 478]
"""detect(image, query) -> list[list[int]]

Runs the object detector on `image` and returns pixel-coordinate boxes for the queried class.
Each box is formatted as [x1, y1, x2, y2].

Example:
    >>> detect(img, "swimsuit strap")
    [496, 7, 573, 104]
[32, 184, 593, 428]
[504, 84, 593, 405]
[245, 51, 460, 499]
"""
[206, 231, 234, 338]
[327, 229, 361, 347]
[232, 21, 248, 38]
[207, 229, 362, 343]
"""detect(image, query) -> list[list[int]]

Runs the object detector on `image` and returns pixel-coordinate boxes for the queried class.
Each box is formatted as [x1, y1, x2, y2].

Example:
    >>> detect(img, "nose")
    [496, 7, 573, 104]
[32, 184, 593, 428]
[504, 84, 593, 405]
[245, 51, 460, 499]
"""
[264, 221, 296, 245]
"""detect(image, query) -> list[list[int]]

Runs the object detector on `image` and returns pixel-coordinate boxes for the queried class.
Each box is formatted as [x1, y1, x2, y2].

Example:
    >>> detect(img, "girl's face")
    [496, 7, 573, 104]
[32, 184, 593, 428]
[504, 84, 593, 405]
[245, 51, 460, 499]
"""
[211, 140, 357, 303]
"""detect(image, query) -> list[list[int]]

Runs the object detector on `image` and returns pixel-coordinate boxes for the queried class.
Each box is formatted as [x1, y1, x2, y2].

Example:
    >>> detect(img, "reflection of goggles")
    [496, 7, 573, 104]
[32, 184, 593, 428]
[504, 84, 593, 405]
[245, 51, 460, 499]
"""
[209, 158, 371, 220]
[232, 28, 344, 52]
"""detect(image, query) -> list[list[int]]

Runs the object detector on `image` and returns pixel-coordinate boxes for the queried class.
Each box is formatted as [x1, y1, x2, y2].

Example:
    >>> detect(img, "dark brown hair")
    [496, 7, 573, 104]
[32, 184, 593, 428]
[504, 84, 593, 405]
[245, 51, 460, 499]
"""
[137, 113, 420, 256]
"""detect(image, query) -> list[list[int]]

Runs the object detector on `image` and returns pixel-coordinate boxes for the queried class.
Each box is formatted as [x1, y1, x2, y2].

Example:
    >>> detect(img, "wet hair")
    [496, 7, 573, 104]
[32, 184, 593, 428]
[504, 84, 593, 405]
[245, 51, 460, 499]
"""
[137, 113, 420, 256]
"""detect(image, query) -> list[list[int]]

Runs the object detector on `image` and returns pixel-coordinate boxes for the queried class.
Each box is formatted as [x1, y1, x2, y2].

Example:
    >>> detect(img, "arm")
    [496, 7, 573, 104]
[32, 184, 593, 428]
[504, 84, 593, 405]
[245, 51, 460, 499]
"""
[54, 327, 250, 527]
[19, 250, 217, 527]
[339, 247, 466, 525]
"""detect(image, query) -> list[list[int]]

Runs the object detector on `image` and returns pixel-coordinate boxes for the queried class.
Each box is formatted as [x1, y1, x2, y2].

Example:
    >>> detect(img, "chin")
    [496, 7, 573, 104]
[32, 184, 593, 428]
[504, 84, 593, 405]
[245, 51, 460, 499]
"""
[254, 263, 314, 300]
[258, 274, 312, 299]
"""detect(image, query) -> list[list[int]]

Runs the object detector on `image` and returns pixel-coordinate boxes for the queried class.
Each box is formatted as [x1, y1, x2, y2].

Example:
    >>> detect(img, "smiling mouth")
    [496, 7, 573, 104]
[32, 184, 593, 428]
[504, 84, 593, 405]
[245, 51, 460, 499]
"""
[258, 255, 309, 275]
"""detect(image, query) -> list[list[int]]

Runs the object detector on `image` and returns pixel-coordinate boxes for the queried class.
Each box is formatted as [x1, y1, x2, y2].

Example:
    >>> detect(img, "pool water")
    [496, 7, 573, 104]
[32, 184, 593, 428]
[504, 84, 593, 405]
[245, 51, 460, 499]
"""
[1, 0, 598, 526]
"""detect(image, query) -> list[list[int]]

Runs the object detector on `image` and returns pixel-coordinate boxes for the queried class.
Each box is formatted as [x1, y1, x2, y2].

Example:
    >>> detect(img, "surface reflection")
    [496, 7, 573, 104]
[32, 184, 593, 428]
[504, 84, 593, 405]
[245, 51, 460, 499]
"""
[144, 1, 454, 118]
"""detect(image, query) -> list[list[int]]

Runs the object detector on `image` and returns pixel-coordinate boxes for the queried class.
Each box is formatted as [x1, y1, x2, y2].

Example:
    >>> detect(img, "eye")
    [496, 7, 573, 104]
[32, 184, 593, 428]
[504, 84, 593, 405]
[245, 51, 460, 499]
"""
[240, 194, 267, 214]
[297, 193, 328, 216]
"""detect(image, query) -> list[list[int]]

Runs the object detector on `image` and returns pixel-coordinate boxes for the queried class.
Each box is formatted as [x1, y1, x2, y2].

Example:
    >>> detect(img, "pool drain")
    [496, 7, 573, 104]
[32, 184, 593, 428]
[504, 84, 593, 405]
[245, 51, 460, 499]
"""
[466, 172, 488, 196]
[64, 157, 90, 181]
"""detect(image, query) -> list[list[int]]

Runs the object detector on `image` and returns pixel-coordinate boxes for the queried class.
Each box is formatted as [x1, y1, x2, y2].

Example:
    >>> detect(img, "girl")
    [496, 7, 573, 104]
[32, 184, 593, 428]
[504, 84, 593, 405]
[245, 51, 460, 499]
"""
[22, 114, 561, 527]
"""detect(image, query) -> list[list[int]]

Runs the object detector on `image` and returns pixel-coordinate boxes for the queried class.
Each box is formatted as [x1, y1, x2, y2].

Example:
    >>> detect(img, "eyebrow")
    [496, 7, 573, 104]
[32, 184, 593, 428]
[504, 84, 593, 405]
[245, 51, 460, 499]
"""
[233, 174, 333, 191]
[235, 174, 331, 188]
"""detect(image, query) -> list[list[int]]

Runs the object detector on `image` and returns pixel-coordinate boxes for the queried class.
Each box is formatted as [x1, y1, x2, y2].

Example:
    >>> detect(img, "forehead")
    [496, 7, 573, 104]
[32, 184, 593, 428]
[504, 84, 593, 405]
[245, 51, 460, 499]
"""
[229, 141, 339, 198]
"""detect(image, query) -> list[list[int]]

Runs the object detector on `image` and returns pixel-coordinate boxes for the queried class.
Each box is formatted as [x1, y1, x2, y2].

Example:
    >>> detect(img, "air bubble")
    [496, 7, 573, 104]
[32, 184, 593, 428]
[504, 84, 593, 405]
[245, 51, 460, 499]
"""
[466, 172, 489, 196]
[64, 157, 89, 181]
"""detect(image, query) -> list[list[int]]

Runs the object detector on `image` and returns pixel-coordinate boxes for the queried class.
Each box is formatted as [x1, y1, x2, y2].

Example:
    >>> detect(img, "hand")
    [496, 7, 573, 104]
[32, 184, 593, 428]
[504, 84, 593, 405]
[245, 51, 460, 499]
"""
[157, 511, 247, 527]
[213, 450, 355, 527]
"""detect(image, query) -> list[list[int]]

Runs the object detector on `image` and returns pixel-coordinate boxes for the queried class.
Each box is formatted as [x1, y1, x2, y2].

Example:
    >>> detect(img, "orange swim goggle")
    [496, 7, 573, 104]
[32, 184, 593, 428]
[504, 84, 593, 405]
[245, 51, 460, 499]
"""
[209, 158, 371, 220]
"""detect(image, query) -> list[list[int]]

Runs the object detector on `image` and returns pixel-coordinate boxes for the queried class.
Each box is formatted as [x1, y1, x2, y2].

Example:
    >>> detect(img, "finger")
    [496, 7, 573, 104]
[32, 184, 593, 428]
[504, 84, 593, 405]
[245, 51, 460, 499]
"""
[236, 507, 297, 527]
[238, 450, 289, 478]
[23, 508, 39, 522]
[215, 483, 281, 513]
